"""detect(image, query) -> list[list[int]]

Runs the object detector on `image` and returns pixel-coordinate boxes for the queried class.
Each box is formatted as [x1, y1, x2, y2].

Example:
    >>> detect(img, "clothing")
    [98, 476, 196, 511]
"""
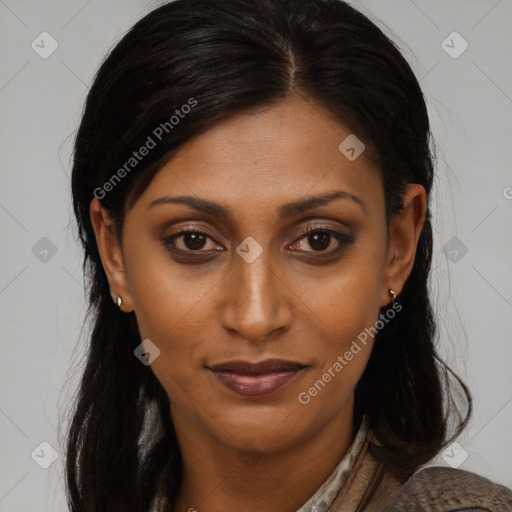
[151, 416, 512, 511]
[302, 414, 404, 512]
[296, 414, 373, 512]
[297, 415, 512, 512]
[383, 466, 512, 511]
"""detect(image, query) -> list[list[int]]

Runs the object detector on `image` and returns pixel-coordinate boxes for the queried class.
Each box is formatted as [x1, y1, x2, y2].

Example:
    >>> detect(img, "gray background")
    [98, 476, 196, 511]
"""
[1, 0, 511, 509]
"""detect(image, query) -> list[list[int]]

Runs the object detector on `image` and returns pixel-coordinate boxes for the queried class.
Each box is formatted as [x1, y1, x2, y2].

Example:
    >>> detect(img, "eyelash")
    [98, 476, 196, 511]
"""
[161, 224, 355, 262]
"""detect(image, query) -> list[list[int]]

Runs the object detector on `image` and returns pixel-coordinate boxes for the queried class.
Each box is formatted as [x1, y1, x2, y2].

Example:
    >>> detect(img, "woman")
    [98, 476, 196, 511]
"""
[65, 0, 512, 510]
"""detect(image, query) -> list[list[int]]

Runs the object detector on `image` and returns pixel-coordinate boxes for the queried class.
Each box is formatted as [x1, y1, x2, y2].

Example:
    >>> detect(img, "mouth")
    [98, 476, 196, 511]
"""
[206, 359, 309, 397]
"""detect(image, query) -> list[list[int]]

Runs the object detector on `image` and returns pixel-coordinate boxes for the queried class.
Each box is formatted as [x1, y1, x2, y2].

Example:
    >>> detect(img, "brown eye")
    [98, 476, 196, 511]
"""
[306, 231, 331, 251]
[162, 228, 224, 254]
[161, 224, 354, 264]
[289, 227, 355, 255]
[177, 231, 208, 251]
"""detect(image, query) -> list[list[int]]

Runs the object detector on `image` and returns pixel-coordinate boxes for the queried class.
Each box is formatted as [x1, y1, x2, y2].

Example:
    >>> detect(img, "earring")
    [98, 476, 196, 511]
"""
[112, 294, 123, 308]
[388, 289, 396, 302]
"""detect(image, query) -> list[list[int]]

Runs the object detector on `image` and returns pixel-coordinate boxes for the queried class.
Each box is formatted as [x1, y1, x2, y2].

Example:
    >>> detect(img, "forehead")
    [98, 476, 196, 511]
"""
[135, 94, 383, 218]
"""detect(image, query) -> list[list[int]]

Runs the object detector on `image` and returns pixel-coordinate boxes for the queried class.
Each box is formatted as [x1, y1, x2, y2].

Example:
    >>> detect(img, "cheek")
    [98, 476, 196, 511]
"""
[293, 274, 382, 409]
[121, 237, 212, 384]
[295, 235, 386, 381]
[293, 245, 385, 340]
[122, 228, 211, 333]
[129, 277, 215, 375]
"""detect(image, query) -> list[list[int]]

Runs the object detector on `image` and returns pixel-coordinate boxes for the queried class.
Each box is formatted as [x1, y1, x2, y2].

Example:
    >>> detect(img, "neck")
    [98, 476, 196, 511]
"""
[170, 398, 356, 512]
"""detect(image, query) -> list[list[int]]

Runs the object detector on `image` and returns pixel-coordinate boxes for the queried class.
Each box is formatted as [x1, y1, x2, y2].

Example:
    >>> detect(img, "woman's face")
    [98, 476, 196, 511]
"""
[91, 93, 425, 455]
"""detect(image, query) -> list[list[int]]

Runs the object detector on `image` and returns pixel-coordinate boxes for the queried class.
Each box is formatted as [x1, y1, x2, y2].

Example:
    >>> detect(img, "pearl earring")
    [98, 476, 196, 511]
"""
[112, 294, 123, 308]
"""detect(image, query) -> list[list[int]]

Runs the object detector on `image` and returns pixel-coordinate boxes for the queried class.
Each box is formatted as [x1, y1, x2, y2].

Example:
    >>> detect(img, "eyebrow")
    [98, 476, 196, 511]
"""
[147, 189, 366, 218]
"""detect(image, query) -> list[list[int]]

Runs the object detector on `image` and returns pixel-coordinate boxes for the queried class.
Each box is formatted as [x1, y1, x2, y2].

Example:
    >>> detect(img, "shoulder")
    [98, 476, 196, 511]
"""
[383, 466, 512, 512]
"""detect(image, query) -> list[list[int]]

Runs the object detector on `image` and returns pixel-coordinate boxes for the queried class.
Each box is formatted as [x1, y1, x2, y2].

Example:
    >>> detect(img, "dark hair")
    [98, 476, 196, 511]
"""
[65, 0, 472, 509]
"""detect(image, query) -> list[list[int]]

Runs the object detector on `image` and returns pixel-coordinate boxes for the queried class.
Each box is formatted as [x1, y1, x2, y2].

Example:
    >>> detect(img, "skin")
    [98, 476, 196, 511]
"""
[90, 93, 426, 511]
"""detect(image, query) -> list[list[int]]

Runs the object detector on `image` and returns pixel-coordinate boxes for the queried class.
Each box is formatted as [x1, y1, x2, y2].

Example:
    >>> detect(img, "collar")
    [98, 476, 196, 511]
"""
[295, 414, 370, 512]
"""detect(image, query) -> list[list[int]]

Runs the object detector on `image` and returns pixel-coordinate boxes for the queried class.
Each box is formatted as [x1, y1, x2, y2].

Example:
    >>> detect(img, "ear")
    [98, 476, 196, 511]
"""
[381, 184, 427, 307]
[89, 197, 133, 313]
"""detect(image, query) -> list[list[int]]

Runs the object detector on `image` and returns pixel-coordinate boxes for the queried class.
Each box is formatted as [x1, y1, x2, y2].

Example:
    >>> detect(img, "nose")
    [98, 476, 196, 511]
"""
[220, 247, 292, 344]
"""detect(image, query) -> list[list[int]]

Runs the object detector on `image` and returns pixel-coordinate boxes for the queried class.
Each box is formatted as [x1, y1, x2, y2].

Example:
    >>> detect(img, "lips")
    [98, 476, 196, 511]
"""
[209, 358, 306, 374]
[207, 358, 308, 397]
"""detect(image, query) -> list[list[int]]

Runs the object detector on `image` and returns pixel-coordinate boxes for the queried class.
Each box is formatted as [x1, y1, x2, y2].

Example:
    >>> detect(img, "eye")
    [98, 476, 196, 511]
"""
[162, 227, 224, 255]
[161, 224, 354, 262]
[289, 226, 354, 255]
